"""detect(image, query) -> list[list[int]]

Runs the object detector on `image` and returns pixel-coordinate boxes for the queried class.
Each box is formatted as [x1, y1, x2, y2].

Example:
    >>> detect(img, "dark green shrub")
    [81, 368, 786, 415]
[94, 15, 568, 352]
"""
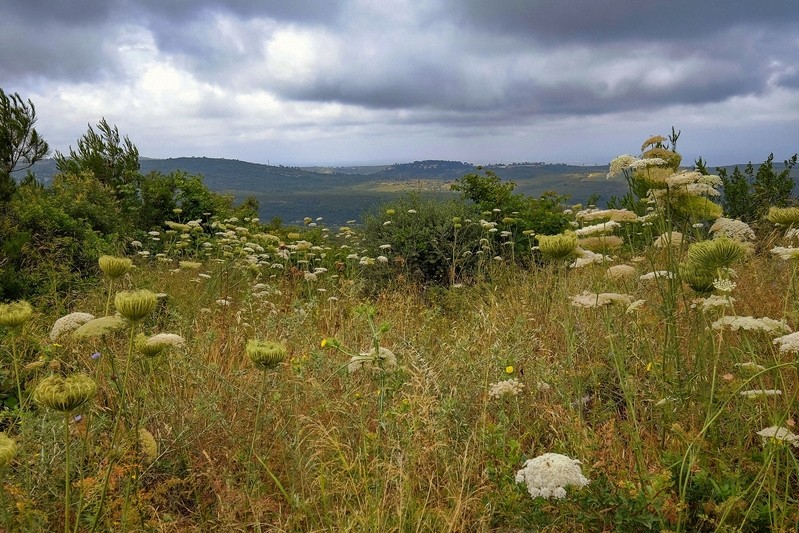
[361, 194, 481, 286]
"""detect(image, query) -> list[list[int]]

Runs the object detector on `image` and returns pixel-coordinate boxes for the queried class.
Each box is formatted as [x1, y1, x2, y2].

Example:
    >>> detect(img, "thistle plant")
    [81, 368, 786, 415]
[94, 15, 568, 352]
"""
[33, 374, 97, 533]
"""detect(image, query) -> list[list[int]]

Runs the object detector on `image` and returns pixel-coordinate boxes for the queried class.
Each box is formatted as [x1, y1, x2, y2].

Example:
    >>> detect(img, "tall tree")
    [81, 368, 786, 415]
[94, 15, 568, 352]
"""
[0, 88, 49, 202]
[55, 117, 140, 193]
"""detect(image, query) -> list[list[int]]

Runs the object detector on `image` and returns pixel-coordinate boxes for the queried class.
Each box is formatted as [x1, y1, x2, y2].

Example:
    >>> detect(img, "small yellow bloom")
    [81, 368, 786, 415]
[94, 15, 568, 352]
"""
[320, 338, 328, 348]
[646, 361, 653, 372]
[505, 365, 514, 374]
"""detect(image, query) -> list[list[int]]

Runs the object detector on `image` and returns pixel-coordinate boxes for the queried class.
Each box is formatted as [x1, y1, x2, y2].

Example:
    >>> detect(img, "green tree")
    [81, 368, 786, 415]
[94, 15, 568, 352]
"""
[716, 153, 798, 221]
[0, 88, 49, 203]
[54, 118, 140, 196]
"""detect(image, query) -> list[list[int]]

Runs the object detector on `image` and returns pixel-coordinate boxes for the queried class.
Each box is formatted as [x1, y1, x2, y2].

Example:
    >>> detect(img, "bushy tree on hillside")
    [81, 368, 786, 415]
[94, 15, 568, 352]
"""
[0, 88, 49, 203]
[715, 153, 798, 222]
[54, 118, 140, 201]
[452, 168, 568, 237]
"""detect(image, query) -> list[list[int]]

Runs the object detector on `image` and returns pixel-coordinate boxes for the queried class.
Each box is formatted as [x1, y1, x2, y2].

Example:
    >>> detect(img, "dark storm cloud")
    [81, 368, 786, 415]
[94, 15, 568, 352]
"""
[2, 0, 798, 165]
[0, 0, 346, 82]
[444, 0, 799, 44]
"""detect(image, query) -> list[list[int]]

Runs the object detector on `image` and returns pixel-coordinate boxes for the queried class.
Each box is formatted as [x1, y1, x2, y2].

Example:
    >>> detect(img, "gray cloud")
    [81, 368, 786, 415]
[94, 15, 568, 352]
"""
[2, 0, 797, 165]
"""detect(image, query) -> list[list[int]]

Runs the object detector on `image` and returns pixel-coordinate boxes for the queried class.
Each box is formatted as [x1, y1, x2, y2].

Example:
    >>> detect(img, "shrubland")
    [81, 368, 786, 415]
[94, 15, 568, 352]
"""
[3, 91, 799, 531]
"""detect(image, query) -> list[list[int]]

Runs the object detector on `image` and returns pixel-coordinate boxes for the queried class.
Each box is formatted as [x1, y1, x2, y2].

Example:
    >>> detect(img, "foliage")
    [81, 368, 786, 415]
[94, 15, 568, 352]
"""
[361, 194, 481, 286]
[717, 153, 798, 222]
[54, 118, 140, 194]
[0, 88, 49, 203]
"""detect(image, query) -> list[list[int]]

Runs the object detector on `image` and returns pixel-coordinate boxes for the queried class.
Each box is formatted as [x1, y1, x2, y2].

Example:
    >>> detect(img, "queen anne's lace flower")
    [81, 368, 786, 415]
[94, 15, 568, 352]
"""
[773, 331, 799, 353]
[515, 453, 589, 499]
[710, 218, 755, 241]
[771, 246, 799, 261]
[50, 312, 95, 341]
[757, 426, 799, 447]
[570, 291, 633, 308]
[488, 378, 525, 399]
[712, 316, 790, 336]
[348, 347, 397, 373]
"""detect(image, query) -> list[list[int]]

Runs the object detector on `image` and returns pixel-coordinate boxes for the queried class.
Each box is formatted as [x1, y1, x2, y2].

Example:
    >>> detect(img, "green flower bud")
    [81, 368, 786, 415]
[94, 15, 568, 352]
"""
[766, 206, 799, 226]
[99, 255, 133, 280]
[686, 238, 747, 272]
[115, 290, 157, 322]
[246, 339, 287, 371]
[0, 433, 17, 468]
[72, 315, 127, 338]
[0, 300, 32, 329]
[34, 374, 97, 412]
[537, 232, 577, 260]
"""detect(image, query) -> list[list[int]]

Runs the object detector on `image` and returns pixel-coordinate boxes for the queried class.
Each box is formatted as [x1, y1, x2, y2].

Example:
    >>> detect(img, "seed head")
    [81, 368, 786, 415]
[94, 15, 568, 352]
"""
[0, 433, 17, 468]
[33, 374, 97, 412]
[246, 339, 287, 370]
[0, 300, 33, 329]
[99, 255, 133, 280]
[115, 289, 158, 322]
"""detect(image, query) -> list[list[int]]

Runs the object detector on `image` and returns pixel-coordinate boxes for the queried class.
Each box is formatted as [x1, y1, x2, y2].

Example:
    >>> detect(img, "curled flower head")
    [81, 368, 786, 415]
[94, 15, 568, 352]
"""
[98, 255, 133, 280]
[766, 206, 799, 226]
[33, 374, 97, 412]
[537, 232, 577, 260]
[115, 289, 158, 322]
[72, 315, 127, 338]
[0, 433, 17, 468]
[137, 333, 186, 357]
[0, 300, 33, 329]
[246, 339, 287, 370]
[686, 238, 747, 272]
[348, 347, 397, 374]
[138, 428, 159, 462]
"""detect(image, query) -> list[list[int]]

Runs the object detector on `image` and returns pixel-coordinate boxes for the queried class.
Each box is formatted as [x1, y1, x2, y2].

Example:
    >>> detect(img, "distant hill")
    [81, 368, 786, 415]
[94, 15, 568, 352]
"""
[19, 157, 799, 226]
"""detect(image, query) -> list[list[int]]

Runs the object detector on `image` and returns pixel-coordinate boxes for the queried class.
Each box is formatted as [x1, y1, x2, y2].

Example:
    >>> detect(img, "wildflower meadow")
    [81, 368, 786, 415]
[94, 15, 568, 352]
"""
[3, 94, 799, 531]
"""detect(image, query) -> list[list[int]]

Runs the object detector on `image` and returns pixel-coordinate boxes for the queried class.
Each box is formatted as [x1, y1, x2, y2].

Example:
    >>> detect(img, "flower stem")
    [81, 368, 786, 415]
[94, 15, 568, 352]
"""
[249, 369, 269, 488]
[64, 411, 71, 533]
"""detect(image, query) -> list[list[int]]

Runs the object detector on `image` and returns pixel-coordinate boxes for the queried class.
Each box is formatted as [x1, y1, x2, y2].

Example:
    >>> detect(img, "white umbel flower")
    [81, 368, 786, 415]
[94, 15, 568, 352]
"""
[773, 331, 799, 353]
[50, 312, 95, 341]
[757, 426, 799, 447]
[515, 452, 589, 499]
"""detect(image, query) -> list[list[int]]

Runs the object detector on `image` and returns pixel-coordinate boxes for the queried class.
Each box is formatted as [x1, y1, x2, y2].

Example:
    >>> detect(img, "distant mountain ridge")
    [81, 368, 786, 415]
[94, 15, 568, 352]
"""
[20, 157, 799, 225]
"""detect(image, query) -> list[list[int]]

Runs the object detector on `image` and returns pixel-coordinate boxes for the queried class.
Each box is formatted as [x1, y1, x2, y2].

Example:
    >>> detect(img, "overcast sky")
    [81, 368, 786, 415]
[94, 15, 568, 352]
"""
[3, 1, 799, 167]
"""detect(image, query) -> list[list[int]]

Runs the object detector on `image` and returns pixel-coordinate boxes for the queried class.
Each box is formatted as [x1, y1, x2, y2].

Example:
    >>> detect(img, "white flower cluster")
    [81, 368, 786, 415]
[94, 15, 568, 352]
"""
[693, 295, 734, 312]
[576, 208, 637, 223]
[575, 221, 620, 237]
[570, 249, 612, 269]
[709, 218, 755, 242]
[515, 453, 589, 499]
[50, 312, 96, 341]
[773, 331, 799, 353]
[771, 246, 799, 261]
[740, 389, 782, 399]
[711, 316, 790, 336]
[488, 378, 525, 399]
[606, 264, 637, 280]
[570, 291, 633, 308]
[653, 232, 683, 248]
[146, 333, 186, 349]
[757, 426, 799, 447]
[640, 270, 675, 281]
[348, 346, 397, 373]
